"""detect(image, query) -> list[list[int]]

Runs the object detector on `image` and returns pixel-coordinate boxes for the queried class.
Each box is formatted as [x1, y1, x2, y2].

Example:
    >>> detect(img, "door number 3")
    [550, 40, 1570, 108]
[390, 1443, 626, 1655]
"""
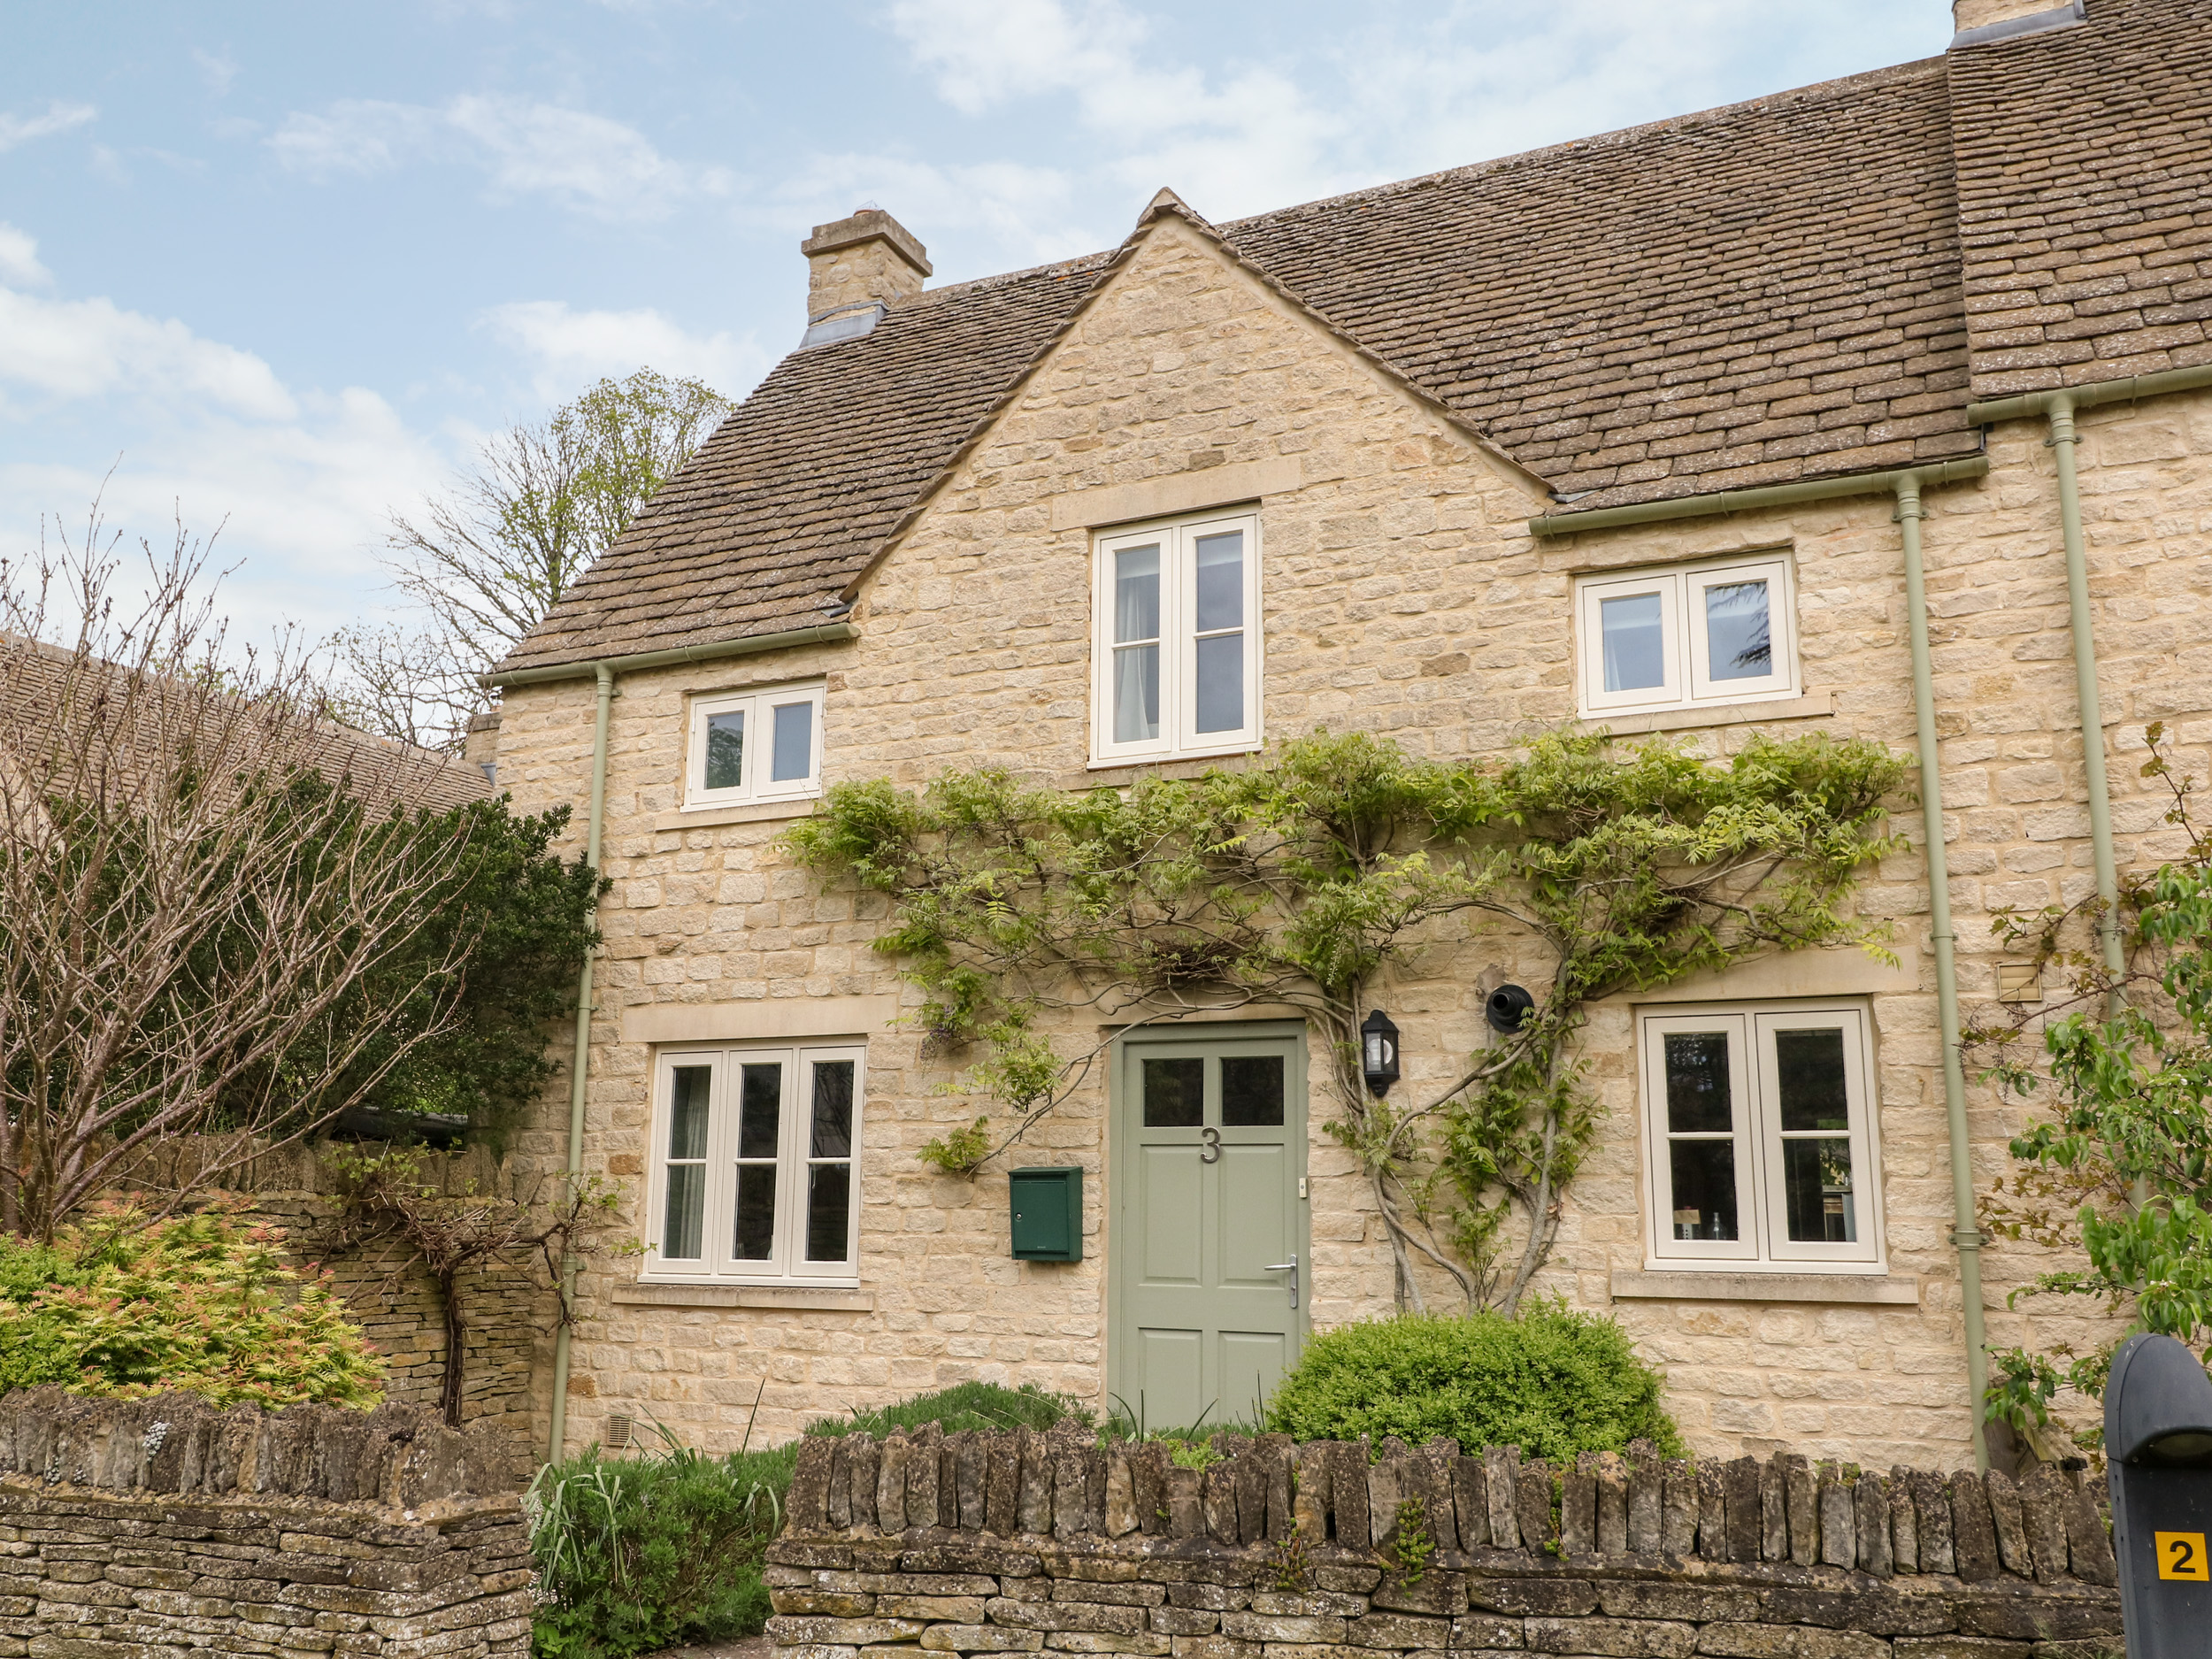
[1200, 1126, 1221, 1164]
[2158, 1530, 2209, 1581]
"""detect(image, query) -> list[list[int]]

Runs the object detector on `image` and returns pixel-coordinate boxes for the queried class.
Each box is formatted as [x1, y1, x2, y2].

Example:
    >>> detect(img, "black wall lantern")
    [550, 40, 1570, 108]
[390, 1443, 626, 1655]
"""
[1486, 984, 1536, 1034]
[1360, 1009, 1401, 1096]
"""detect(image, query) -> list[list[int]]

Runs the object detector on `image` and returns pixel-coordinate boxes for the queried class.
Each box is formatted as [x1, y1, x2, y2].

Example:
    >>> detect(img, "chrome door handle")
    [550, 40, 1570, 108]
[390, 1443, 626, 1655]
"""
[1263, 1253, 1299, 1309]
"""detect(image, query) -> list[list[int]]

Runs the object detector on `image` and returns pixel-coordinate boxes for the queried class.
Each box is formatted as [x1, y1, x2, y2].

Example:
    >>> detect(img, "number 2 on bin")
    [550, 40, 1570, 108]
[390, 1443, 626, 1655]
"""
[2158, 1531, 2210, 1581]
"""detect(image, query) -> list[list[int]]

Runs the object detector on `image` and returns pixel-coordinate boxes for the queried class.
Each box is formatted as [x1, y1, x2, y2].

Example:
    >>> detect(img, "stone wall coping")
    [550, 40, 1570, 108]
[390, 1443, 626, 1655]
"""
[1609, 1270, 1922, 1305]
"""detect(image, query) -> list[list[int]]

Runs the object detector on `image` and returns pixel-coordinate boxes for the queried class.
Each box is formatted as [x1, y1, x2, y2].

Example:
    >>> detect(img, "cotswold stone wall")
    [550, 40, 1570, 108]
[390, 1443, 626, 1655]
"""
[766, 1427, 2122, 1659]
[0, 1388, 531, 1658]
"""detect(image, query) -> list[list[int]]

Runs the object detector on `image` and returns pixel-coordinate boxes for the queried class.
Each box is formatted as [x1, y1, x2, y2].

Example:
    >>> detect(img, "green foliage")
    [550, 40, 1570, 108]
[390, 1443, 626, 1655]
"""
[787, 728, 1906, 1307]
[920, 1117, 994, 1178]
[1385, 1496, 1434, 1585]
[0, 1203, 386, 1407]
[527, 1430, 795, 1659]
[1973, 726, 2212, 1437]
[1263, 1303, 1684, 1463]
[804, 1379, 1094, 1440]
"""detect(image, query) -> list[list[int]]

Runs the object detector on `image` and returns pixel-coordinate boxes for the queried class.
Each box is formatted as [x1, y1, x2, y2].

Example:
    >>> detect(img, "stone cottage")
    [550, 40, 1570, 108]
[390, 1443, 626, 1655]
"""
[485, 0, 2212, 1470]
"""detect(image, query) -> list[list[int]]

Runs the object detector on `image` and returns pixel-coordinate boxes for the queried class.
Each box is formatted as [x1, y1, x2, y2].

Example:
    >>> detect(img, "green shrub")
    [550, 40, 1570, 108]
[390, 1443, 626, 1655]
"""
[528, 1433, 796, 1659]
[1265, 1302, 1683, 1462]
[0, 1203, 385, 1408]
[528, 1381, 1091, 1659]
[807, 1379, 1092, 1440]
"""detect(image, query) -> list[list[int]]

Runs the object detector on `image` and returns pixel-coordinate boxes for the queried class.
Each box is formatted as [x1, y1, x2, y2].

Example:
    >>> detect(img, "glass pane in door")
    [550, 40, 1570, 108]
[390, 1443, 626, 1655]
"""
[1220, 1055, 1284, 1125]
[1141, 1056, 1204, 1127]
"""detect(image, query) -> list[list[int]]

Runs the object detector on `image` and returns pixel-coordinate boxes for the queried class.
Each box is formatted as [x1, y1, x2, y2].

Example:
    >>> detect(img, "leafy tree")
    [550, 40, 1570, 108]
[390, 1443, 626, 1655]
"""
[332, 368, 734, 749]
[787, 728, 1906, 1312]
[1974, 724, 2212, 1445]
[0, 1202, 386, 1408]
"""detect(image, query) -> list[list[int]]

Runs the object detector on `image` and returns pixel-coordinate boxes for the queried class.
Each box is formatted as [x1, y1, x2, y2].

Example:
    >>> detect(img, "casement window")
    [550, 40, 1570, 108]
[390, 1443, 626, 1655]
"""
[1092, 511, 1262, 764]
[1574, 554, 1796, 718]
[1637, 1002, 1881, 1270]
[684, 680, 825, 808]
[646, 1044, 864, 1283]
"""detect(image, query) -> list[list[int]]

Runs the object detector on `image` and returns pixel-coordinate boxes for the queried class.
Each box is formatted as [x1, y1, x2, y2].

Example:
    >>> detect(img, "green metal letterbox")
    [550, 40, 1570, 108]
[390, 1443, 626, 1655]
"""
[1009, 1166, 1082, 1262]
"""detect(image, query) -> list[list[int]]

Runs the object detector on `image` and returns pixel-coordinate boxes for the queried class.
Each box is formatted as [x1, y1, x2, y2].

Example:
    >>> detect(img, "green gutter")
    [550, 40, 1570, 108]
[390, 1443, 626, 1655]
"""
[547, 662, 614, 1466]
[1527, 457, 1988, 537]
[485, 621, 858, 690]
[1965, 363, 2212, 426]
[1896, 475, 1991, 1473]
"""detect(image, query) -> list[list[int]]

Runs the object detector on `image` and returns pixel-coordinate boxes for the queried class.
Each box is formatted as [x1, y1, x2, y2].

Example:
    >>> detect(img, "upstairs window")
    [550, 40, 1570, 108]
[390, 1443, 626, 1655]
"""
[1575, 553, 1796, 718]
[1092, 511, 1262, 764]
[1637, 1002, 1881, 1271]
[685, 680, 825, 808]
[647, 1044, 864, 1283]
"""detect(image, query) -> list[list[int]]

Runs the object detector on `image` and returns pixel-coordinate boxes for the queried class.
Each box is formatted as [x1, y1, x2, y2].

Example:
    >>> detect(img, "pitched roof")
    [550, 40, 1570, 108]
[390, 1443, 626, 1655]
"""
[498, 0, 2208, 678]
[1947, 0, 2212, 396]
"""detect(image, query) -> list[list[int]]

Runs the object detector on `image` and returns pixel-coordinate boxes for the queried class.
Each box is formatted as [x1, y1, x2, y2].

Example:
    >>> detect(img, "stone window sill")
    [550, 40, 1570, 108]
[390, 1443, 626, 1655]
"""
[613, 1281, 872, 1311]
[1610, 1268, 1918, 1306]
[1573, 690, 1834, 737]
[653, 798, 818, 833]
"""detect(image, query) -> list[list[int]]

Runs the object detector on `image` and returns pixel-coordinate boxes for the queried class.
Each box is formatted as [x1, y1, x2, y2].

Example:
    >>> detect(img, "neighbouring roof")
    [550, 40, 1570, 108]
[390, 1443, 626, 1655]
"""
[497, 0, 2212, 679]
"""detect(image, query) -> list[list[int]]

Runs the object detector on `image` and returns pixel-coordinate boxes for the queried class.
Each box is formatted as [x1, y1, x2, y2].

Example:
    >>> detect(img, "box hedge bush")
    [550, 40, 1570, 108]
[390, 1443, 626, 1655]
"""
[1265, 1301, 1683, 1461]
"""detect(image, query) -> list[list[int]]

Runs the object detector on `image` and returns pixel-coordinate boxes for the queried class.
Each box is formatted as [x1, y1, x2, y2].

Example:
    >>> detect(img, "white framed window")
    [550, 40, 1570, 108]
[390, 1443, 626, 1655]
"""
[1637, 1002, 1882, 1271]
[644, 1044, 864, 1284]
[1575, 554, 1795, 718]
[1092, 511, 1262, 764]
[684, 680, 826, 808]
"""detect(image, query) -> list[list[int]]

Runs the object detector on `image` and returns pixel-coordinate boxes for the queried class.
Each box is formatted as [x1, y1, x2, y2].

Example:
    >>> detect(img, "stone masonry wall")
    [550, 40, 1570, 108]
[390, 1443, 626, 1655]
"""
[488, 204, 2212, 1465]
[766, 1425, 2123, 1659]
[0, 1386, 531, 1658]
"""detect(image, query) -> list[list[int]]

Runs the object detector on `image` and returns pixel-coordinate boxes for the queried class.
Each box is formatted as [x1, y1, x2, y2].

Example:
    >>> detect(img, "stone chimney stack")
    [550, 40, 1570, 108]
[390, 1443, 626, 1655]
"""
[801, 208, 932, 326]
[1951, 0, 2081, 38]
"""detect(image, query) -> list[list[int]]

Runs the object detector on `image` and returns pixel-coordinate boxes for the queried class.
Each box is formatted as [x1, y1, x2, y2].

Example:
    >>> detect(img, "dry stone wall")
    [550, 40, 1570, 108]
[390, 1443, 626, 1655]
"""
[0, 1387, 531, 1658]
[767, 1426, 2122, 1659]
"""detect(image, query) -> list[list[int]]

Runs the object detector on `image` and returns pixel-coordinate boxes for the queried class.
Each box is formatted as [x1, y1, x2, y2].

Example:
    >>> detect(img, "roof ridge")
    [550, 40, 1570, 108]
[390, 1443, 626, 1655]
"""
[910, 247, 1120, 307]
[1217, 53, 1948, 235]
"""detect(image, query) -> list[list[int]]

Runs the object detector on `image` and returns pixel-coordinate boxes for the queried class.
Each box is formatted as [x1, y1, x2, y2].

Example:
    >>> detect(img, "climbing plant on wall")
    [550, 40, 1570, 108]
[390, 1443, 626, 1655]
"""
[785, 729, 1907, 1313]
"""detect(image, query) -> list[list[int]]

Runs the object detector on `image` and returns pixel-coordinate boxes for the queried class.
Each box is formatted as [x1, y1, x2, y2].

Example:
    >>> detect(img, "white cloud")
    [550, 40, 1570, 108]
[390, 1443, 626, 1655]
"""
[0, 287, 296, 419]
[478, 300, 769, 402]
[192, 48, 241, 96]
[0, 100, 96, 152]
[764, 152, 1093, 268]
[0, 224, 49, 288]
[270, 95, 733, 220]
[0, 273, 449, 636]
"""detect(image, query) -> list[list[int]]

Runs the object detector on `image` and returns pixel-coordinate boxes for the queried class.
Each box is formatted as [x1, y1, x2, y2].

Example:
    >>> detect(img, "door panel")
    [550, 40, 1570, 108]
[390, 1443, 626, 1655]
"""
[1113, 1028, 1306, 1433]
[1139, 1146, 1204, 1283]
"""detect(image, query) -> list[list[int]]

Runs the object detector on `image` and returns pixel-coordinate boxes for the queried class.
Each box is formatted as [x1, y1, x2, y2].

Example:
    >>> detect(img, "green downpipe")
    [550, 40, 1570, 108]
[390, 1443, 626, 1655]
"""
[547, 662, 615, 1467]
[2046, 395, 2128, 990]
[1896, 474, 1992, 1472]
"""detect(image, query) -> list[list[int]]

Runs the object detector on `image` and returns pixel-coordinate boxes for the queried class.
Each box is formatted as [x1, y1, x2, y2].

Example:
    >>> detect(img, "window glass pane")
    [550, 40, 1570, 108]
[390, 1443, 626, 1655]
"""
[1663, 1033, 1733, 1133]
[1194, 532, 1243, 633]
[770, 700, 813, 782]
[733, 1164, 777, 1259]
[1704, 579, 1772, 680]
[1113, 645, 1159, 742]
[1220, 1055, 1284, 1126]
[668, 1066, 712, 1158]
[1782, 1137, 1857, 1242]
[1141, 1056, 1204, 1127]
[1194, 634, 1243, 734]
[704, 710, 745, 790]
[1600, 592, 1667, 693]
[1667, 1141, 1739, 1240]
[1774, 1027, 1850, 1131]
[738, 1064, 781, 1158]
[805, 1164, 852, 1261]
[663, 1164, 704, 1259]
[1115, 546, 1161, 643]
[810, 1061, 856, 1157]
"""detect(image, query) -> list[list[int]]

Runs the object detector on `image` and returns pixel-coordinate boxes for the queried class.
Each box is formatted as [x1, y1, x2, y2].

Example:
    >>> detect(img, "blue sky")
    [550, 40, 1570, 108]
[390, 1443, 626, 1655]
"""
[1, 0, 1953, 641]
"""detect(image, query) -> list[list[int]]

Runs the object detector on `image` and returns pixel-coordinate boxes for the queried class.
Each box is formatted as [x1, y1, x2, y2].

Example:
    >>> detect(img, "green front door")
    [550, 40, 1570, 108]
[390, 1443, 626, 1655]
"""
[1110, 1023, 1307, 1432]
